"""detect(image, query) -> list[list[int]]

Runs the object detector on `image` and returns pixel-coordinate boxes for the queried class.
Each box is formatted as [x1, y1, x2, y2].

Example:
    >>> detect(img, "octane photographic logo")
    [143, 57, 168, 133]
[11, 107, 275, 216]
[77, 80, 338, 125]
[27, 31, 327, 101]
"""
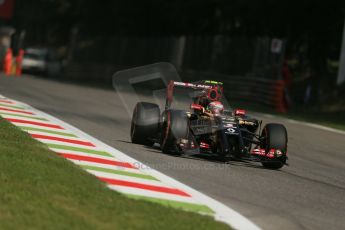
[112, 62, 183, 118]
[112, 62, 232, 124]
[133, 161, 230, 171]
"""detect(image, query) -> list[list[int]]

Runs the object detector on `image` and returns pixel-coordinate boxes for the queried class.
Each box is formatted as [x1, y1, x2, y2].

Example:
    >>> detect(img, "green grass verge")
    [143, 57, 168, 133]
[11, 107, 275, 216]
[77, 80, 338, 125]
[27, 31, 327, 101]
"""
[0, 118, 230, 230]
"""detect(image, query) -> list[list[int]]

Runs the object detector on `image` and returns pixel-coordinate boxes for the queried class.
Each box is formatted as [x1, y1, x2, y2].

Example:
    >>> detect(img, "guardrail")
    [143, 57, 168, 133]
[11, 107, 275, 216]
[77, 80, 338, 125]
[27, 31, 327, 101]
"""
[182, 70, 288, 113]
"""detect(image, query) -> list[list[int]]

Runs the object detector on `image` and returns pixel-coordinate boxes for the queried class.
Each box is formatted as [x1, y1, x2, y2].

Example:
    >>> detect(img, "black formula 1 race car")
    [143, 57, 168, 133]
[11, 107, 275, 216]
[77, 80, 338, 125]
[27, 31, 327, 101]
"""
[130, 80, 288, 169]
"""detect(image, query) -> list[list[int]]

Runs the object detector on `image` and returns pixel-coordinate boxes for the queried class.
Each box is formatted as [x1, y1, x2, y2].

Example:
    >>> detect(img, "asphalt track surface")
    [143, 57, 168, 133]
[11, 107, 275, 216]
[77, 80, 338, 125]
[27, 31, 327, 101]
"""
[1, 75, 345, 230]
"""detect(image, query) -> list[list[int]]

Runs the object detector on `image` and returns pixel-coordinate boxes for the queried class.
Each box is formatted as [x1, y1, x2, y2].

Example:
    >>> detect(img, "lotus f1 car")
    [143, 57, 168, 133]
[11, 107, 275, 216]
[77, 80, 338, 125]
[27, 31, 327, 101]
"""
[130, 80, 288, 169]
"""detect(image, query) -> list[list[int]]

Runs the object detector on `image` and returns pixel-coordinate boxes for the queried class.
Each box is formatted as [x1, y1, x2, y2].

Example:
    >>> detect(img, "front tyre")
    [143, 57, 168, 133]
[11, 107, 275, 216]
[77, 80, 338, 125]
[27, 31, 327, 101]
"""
[131, 102, 160, 146]
[260, 123, 288, 169]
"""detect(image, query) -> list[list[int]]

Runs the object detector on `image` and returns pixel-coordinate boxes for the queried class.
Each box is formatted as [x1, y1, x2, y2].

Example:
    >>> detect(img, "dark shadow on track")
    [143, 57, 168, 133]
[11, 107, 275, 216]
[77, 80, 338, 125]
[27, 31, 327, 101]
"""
[116, 139, 284, 170]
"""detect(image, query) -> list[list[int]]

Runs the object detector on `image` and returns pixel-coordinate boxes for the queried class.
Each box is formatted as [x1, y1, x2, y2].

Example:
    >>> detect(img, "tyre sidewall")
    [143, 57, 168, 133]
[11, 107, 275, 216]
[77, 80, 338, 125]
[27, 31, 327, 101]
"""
[131, 102, 160, 145]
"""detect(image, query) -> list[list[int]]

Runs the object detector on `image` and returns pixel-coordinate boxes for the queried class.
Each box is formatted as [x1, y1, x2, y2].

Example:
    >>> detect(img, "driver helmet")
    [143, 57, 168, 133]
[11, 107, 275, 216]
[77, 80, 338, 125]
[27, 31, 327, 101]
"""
[207, 101, 224, 115]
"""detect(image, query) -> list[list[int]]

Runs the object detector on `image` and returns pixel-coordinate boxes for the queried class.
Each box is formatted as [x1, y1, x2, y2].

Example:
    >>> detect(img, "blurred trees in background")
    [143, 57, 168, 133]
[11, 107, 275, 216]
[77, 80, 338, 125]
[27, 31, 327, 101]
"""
[12, 0, 345, 43]
[9, 0, 345, 104]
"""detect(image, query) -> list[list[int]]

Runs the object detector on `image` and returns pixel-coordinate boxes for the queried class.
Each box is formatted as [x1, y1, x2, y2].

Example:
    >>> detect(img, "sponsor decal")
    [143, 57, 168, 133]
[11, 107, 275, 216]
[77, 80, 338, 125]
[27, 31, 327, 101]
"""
[174, 81, 212, 89]
[200, 142, 210, 149]
[275, 149, 283, 157]
[266, 149, 276, 158]
[227, 128, 236, 133]
[204, 80, 223, 85]
[251, 148, 266, 156]
[234, 109, 246, 116]
[225, 128, 238, 134]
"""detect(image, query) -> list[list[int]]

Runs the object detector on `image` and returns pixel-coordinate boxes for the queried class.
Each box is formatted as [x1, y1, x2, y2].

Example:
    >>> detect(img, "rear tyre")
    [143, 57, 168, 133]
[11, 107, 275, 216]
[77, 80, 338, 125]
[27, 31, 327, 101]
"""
[260, 123, 288, 169]
[161, 110, 189, 154]
[130, 102, 160, 146]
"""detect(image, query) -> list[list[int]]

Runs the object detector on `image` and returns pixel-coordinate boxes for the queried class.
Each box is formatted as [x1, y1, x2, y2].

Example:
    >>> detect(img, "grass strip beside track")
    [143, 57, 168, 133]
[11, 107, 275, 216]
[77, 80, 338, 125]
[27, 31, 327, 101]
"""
[0, 112, 48, 121]
[0, 103, 25, 110]
[19, 126, 77, 137]
[47, 143, 113, 157]
[0, 117, 230, 230]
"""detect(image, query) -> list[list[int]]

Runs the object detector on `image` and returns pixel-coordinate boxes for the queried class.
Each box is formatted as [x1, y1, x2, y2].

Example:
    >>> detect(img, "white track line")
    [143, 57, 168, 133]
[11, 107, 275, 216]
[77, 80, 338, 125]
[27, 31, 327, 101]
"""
[0, 110, 43, 118]
[255, 112, 345, 136]
[286, 118, 345, 135]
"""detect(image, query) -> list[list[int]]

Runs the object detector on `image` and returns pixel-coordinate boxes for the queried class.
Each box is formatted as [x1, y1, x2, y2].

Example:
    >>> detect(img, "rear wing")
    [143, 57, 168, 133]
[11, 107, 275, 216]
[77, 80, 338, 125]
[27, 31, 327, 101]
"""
[165, 80, 223, 109]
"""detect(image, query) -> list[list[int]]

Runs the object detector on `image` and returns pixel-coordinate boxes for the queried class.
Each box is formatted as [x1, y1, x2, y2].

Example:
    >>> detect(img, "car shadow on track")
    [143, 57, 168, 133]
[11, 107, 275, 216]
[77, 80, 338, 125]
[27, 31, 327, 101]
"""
[116, 139, 266, 170]
[187, 154, 265, 169]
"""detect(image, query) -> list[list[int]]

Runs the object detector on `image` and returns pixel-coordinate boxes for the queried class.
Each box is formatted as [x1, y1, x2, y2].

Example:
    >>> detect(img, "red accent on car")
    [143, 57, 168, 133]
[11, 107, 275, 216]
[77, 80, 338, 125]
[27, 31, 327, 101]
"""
[234, 109, 246, 116]
[165, 80, 175, 109]
[251, 148, 266, 156]
[266, 149, 276, 158]
[191, 142, 195, 148]
[251, 148, 276, 159]
[191, 103, 204, 111]
[207, 89, 219, 101]
[200, 142, 210, 149]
